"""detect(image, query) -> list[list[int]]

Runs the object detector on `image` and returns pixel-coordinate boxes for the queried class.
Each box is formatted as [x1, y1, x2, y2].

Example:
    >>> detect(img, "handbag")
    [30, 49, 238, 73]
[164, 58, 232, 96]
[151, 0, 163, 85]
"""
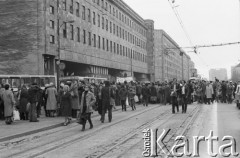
[126, 98, 129, 106]
[134, 95, 139, 102]
[77, 113, 84, 125]
[150, 96, 157, 102]
[13, 109, 20, 121]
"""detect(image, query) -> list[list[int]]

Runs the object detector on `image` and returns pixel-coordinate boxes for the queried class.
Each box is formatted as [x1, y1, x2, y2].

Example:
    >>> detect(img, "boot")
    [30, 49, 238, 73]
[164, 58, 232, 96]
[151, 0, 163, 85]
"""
[89, 118, 93, 129]
[90, 124, 93, 129]
[81, 125, 85, 131]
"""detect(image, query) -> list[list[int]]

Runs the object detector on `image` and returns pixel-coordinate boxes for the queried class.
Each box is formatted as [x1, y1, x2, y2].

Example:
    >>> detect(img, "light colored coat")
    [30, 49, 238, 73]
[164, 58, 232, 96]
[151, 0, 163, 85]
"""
[80, 91, 96, 113]
[46, 86, 57, 110]
[235, 85, 240, 101]
[69, 83, 80, 110]
[205, 85, 213, 99]
[2, 90, 15, 117]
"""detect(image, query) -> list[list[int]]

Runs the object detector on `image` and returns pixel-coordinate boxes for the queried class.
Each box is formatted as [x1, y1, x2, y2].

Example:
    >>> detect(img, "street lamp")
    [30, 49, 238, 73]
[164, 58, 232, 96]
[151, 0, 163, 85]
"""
[56, 20, 74, 90]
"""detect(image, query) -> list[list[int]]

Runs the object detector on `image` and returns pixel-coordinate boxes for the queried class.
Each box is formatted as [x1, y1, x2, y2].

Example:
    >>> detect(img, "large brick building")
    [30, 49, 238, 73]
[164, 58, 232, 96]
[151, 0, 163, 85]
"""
[0, 0, 153, 81]
[0, 0, 195, 82]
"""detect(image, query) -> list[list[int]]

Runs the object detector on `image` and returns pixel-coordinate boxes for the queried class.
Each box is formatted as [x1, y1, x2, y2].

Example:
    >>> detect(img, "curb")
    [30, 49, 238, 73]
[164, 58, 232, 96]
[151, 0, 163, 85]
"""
[0, 105, 130, 143]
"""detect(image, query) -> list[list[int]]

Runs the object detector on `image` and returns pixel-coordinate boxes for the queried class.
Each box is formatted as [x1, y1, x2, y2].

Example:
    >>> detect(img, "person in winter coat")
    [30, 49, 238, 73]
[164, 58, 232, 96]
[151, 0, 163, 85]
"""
[221, 81, 227, 103]
[2, 84, 16, 124]
[119, 84, 128, 111]
[45, 83, 57, 117]
[28, 83, 41, 122]
[128, 81, 136, 111]
[110, 82, 117, 110]
[170, 78, 179, 114]
[235, 81, 240, 108]
[136, 82, 142, 104]
[80, 85, 96, 131]
[97, 83, 103, 115]
[180, 80, 188, 113]
[101, 81, 112, 123]
[142, 83, 151, 107]
[69, 81, 80, 118]
[19, 85, 29, 120]
[0, 84, 4, 120]
[150, 83, 157, 103]
[226, 81, 234, 104]
[61, 85, 72, 126]
[205, 82, 213, 104]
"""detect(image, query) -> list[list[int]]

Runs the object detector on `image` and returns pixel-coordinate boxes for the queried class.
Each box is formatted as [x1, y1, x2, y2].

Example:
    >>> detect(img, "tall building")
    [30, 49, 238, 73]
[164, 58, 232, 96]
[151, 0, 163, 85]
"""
[153, 30, 195, 82]
[231, 63, 240, 82]
[0, 0, 154, 81]
[209, 68, 228, 81]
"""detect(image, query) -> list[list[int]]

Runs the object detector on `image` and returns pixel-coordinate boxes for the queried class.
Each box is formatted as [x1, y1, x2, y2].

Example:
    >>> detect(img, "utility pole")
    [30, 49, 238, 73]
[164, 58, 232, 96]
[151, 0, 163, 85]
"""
[56, 0, 60, 91]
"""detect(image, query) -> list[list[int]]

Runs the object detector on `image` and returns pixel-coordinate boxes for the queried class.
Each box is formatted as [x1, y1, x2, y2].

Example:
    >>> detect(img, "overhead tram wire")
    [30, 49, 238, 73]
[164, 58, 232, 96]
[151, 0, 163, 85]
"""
[168, 0, 195, 48]
[168, 0, 210, 68]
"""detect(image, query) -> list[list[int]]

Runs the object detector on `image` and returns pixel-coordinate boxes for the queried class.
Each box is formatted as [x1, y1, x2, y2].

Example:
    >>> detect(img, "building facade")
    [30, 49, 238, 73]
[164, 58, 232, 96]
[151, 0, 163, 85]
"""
[231, 64, 240, 82]
[153, 30, 195, 82]
[0, 0, 195, 82]
[0, 0, 154, 81]
[209, 68, 228, 81]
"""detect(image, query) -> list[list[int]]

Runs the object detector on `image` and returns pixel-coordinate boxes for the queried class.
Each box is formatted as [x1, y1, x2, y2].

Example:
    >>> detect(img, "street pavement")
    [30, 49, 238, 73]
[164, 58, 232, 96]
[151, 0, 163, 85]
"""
[186, 102, 240, 158]
[0, 102, 239, 158]
[0, 105, 124, 142]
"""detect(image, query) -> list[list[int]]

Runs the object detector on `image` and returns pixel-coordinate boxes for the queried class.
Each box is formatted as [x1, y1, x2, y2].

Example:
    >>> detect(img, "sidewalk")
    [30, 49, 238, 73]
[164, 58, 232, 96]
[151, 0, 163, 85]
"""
[0, 105, 126, 143]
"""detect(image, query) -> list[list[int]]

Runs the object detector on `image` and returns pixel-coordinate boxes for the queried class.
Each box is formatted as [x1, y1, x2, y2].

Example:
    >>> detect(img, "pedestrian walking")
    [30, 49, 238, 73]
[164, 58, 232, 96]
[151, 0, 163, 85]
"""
[128, 81, 136, 111]
[136, 82, 142, 104]
[171, 78, 179, 114]
[119, 84, 128, 111]
[180, 80, 188, 113]
[61, 85, 72, 126]
[70, 80, 80, 118]
[227, 81, 234, 104]
[2, 84, 16, 124]
[142, 83, 150, 107]
[205, 82, 213, 105]
[101, 81, 112, 123]
[80, 85, 96, 131]
[18, 84, 29, 120]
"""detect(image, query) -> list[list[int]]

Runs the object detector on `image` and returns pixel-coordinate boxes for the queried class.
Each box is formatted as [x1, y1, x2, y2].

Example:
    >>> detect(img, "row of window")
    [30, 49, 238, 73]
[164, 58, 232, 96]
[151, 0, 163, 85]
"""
[49, 26, 147, 63]
[92, 0, 147, 37]
[49, 4, 147, 50]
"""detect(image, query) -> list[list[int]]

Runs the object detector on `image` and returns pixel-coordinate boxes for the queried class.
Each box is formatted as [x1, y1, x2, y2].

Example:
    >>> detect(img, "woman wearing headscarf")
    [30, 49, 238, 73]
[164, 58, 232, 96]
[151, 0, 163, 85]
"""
[80, 85, 96, 131]
[60, 85, 72, 126]
[19, 84, 29, 120]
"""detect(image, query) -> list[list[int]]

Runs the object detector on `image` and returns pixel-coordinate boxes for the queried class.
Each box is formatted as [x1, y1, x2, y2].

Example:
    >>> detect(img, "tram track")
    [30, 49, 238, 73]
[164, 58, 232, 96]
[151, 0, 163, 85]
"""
[2, 104, 162, 158]
[89, 104, 200, 158]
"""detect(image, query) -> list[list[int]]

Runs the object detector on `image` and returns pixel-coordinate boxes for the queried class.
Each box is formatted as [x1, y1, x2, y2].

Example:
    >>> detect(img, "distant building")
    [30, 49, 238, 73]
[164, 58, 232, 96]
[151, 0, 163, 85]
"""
[231, 63, 240, 82]
[153, 30, 195, 82]
[209, 68, 228, 81]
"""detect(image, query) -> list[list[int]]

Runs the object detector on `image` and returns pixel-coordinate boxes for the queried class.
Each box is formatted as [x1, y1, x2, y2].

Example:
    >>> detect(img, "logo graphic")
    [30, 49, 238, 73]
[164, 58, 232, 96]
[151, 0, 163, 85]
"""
[142, 129, 239, 157]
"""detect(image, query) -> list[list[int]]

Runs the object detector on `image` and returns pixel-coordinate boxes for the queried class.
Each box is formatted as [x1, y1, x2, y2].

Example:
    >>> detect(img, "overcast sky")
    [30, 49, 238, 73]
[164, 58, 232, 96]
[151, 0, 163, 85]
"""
[125, 0, 240, 79]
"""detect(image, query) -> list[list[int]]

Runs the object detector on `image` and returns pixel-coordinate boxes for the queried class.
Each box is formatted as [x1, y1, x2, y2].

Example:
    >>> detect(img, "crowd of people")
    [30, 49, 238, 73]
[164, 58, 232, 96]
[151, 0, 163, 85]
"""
[0, 78, 239, 131]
